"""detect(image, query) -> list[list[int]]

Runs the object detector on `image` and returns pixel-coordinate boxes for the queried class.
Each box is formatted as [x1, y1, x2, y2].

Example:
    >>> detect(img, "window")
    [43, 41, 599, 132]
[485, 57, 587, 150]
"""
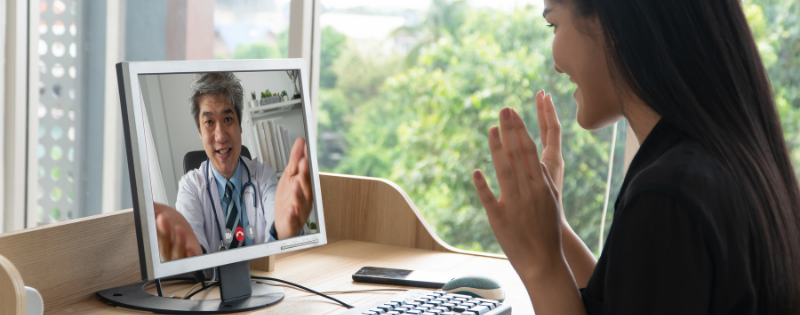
[316, 0, 800, 255]
[214, 0, 291, 60]
[316, 0, 626, 255]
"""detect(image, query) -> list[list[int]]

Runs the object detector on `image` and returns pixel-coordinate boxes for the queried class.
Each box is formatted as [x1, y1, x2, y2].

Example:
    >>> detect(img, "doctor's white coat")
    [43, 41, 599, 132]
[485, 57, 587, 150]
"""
[176, 157, 297, 254]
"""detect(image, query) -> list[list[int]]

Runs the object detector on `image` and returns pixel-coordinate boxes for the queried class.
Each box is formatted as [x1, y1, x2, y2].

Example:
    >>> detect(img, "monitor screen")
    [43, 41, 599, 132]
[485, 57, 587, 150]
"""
[118, 60, 326, 279]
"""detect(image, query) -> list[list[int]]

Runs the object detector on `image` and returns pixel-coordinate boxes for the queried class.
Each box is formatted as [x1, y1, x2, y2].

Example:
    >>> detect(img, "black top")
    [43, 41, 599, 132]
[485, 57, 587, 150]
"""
[581, 120, 756, 314]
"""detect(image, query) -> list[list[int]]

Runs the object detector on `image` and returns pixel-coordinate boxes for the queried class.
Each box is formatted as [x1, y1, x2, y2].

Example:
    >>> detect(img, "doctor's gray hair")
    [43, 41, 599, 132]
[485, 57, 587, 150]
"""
[188, 72, 244, 130]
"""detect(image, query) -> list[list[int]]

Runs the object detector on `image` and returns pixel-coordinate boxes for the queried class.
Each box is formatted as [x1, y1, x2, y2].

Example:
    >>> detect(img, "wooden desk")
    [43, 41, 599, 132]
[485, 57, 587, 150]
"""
[0, 173, 532, 314]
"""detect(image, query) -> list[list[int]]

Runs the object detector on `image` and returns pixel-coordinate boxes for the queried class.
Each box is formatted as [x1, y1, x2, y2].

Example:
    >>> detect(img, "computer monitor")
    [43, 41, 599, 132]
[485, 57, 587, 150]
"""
[100, 59, 327, 312]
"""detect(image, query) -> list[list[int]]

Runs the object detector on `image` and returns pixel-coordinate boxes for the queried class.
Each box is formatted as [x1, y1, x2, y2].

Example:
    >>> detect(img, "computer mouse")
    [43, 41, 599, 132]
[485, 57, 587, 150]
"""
[441, 275, 505, 302]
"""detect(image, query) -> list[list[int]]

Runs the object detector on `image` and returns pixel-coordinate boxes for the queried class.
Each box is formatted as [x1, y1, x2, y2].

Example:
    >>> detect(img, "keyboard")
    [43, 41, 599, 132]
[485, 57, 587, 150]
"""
[336, 290, 512, 315]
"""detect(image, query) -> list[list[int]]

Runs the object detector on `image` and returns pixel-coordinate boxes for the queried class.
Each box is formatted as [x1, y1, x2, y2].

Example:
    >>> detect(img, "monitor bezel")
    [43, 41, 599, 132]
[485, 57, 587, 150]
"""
[117, 59, 328, 280]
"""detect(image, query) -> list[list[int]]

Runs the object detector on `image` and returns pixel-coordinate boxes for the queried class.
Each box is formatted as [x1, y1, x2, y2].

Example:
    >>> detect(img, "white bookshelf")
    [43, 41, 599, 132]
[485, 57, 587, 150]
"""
[241, 98, 304, 178]
[246, 99, 302, 115]
[241, 97, 318, 229]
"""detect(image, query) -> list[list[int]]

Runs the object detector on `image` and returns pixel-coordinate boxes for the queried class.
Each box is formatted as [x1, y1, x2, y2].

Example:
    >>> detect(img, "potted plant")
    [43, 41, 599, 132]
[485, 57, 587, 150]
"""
[250, 91, 258, 108]
[287, 70, 302, 99]
[281, 90, 289, 102]
[259, 89, 282, 105]
[306, 220, 317, 233]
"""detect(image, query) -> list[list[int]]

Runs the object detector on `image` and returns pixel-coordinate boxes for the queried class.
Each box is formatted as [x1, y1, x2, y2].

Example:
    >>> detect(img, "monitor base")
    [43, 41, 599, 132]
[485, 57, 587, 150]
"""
[96, 279, 284, 314]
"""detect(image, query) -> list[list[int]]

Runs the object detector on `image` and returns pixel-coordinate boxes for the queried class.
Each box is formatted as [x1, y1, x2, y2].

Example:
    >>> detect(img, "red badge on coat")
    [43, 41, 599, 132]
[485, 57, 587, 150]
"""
[235, 226, 245, 242]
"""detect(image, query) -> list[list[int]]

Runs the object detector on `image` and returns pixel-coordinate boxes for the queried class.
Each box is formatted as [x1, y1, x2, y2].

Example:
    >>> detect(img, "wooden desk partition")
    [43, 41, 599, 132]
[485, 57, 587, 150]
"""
[0, 173, 521, 314]
[321, 174, 501, 257]
[0, 254, 25, 314]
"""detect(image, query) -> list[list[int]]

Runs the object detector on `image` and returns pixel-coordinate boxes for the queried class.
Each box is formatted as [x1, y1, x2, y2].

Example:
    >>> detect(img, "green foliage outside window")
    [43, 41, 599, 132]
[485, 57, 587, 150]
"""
[225, 30, 289, 60]
[318, 0, 799, 255]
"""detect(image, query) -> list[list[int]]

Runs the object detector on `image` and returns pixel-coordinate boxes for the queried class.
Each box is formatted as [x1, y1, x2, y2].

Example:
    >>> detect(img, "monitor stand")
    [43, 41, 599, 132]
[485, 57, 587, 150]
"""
[97, 261, 284, 313]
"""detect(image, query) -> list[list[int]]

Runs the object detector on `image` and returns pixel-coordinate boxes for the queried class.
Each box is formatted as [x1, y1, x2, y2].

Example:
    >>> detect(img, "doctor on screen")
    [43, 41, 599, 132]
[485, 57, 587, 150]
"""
[153, 72, 313, 262]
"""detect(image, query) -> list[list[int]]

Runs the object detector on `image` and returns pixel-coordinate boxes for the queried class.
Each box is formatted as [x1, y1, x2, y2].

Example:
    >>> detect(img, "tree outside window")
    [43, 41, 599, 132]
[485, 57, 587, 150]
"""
[316, 0, 800, 255]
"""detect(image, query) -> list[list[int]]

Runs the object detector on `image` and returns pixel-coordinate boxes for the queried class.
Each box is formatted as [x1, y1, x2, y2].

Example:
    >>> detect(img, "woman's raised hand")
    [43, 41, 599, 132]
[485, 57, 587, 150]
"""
[471, 103, 564, 273]
[471, 96, 587, 315]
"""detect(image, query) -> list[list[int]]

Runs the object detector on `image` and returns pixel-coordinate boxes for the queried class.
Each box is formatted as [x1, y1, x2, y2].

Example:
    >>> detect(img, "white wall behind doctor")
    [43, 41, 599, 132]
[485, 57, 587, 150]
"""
[139, 71, 306, 208]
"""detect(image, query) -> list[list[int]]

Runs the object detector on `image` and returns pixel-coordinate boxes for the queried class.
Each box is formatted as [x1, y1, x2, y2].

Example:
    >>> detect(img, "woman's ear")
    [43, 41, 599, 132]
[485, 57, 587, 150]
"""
[584, 14, 605, 42]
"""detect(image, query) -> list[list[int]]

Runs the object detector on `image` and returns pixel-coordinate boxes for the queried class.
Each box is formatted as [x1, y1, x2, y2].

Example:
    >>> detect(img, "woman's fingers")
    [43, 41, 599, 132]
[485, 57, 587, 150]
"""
[499, 107, 530, 192]
[488, 126, 520, 199]
[543, 94, 562, 156]
[472, 170, 499, 212]
[535, 90, 548, 148]
[512, 110, 545, 182]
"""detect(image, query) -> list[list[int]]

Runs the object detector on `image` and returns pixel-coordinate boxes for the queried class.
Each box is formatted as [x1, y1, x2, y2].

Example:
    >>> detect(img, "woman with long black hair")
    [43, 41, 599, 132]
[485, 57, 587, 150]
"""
[472, 0, 800, 314]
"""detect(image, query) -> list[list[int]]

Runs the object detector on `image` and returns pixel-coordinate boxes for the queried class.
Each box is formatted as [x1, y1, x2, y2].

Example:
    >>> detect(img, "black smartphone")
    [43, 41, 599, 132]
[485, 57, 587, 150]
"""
[352, 266, 458, 289]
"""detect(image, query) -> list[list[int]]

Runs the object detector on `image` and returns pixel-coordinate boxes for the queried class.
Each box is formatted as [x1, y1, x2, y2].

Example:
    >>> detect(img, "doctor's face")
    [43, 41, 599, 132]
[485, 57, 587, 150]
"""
[197, 93, 242, 179]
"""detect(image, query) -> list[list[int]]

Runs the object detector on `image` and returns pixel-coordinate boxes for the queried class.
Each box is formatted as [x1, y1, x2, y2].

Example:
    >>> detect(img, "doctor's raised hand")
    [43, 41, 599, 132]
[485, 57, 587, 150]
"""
[154, 203, 203, 261]
[472, 92, 589, 315]
[274, 137, 314, 239]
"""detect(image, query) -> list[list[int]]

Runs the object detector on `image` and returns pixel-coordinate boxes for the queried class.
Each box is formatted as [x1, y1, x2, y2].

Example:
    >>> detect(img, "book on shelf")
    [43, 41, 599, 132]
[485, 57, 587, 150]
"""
[281, 126, 291, 167]
[254, 118, 307, 175]
[255, 120, 270, 167]
[265, 120, 276, 172]
[259, 121, 275, 171]
[264, 120, 277, 172]
[272, 120, 286, 172]
[281, 125, 290, 170]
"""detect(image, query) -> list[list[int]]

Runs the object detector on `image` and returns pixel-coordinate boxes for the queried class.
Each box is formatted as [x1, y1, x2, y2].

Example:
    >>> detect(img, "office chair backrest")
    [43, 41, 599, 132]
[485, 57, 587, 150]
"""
[183, 146, 252, 174]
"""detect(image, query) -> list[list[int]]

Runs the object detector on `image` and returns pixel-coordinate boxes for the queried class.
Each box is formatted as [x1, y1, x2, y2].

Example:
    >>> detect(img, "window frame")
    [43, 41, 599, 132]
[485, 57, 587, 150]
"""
[2, 0, 33, 233]
[290, 0, 322, 146]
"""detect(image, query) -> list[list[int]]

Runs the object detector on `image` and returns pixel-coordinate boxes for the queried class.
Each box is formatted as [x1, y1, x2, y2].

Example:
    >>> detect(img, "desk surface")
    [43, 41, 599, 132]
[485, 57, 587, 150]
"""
[52, 240, 532, 315]
[0, 174, 533, 314]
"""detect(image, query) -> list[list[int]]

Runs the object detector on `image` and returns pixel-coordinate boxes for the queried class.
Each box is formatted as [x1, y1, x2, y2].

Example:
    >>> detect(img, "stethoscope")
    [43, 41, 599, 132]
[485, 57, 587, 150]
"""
[205, 156, 262, 251]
